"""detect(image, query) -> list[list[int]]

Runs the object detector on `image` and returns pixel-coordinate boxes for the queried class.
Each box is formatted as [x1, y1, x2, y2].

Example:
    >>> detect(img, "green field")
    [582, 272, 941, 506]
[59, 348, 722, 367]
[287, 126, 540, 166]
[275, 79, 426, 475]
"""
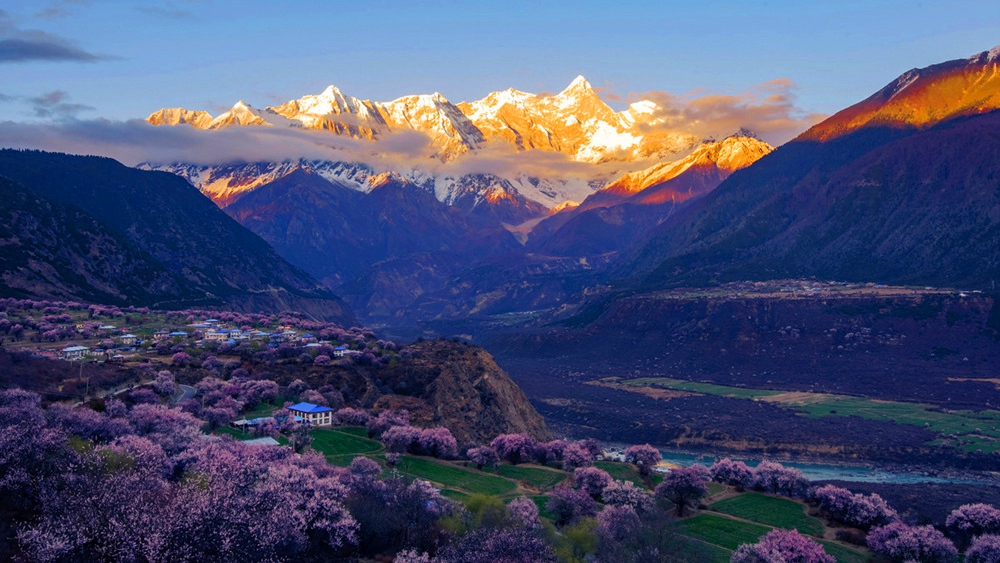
[335, 426, 370, 438]
[441, 489, 472, 503]
[707, 482, 726, 496]
[680, 513, 865, 563]
[617, 377, 1000, 453]
[487, 464, 568, 490]
[241, 402, 283, 420]
[680, 513, 772, 551]
[671, 538, 732, 563]
[396, 456, 517, 496]
[622, 377, 784, 399]
[310, 428, 383, 456]
[530, 495, 556, 521]
[214, 425, 249, 439]
[593, 461, 651, 489]
[793, 396, 1000, 453]
[817, 541, 868, 563]
[710, 492, 824, 537]
[683, 505, 867, 563]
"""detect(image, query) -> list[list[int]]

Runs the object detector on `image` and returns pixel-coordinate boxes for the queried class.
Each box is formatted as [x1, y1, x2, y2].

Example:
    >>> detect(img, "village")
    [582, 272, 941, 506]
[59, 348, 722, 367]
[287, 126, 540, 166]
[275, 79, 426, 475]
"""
[35, 318, 356, 363]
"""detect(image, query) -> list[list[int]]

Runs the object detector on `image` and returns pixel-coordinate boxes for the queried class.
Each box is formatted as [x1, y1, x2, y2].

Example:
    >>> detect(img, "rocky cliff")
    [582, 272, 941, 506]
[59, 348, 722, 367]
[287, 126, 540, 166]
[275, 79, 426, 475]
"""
[378, 339, 551, 444]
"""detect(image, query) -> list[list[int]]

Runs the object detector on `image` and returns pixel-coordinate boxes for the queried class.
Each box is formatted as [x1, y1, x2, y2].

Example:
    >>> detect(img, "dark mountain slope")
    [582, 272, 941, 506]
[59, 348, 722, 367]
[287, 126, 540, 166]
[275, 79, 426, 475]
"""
[0, 177, 187, 304]
[0, 150, 352, 321]
[631, 113, 1000, 290]
[224, 168, 525, 319]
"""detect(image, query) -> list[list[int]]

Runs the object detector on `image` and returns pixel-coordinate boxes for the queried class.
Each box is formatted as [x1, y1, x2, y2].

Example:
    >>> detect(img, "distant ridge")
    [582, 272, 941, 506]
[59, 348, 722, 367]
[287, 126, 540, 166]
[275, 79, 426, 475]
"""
[0, 149, 354, 322]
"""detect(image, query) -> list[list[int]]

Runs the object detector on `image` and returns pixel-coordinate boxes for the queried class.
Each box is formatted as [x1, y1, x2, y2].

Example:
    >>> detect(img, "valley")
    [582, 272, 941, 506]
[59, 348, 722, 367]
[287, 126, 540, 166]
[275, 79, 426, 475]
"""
[483, 281, 1000, 468]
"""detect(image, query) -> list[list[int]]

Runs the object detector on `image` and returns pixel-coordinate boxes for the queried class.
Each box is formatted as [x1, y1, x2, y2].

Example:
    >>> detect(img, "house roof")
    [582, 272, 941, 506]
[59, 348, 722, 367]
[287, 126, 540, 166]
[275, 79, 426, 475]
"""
[243, 437, 280, 447]
[63, 346, 89, 352]
[287, 402, 333, 413]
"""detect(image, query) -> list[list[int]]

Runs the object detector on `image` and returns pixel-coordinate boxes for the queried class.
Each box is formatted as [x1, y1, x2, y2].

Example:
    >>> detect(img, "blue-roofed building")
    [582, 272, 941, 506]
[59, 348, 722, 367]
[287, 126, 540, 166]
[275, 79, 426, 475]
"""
[333, 345, 348, 358]
[287, 402, 333, 426]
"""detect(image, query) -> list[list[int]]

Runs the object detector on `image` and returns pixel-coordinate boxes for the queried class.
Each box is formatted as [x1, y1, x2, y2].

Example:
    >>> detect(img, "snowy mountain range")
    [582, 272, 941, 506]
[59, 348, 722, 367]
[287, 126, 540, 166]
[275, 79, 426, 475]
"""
[144, 76, 744, 212]
[148, 76, 693, 163]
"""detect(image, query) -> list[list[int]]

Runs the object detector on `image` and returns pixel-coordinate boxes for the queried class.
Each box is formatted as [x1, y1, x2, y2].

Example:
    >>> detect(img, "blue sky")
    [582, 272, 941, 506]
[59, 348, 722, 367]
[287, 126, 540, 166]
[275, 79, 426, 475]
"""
[1, 0, 998, 126]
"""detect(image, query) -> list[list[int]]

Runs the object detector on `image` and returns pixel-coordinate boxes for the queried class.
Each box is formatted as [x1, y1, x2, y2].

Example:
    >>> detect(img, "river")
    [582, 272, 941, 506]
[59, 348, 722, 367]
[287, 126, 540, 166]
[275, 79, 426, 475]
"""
[650, 449, 997, 486]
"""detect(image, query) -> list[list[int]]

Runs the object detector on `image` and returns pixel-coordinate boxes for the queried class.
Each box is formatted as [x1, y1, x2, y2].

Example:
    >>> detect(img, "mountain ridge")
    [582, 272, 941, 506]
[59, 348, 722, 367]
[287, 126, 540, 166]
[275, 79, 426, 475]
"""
[800, 45, 1000, 141]
[623, 48, 1000, 292]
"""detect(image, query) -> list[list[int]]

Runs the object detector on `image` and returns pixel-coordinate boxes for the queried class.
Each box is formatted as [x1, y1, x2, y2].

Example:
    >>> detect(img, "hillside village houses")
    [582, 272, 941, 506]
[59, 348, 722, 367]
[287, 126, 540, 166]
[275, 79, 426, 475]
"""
[36, 316, 356, 365]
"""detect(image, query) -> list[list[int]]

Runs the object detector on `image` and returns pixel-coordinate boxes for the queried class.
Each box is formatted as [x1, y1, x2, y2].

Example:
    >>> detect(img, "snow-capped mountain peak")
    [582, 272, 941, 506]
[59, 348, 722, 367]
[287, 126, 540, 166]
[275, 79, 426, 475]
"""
[207, 101, 271, 129]
[599, 133, 774, 198]
[146, 107, 213, 128]
[561, 75, 592, 93]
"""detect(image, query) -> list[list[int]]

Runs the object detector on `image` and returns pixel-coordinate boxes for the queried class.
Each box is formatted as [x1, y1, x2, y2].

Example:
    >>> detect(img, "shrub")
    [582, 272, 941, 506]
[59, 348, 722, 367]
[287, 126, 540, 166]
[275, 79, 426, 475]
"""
[623, 444, 661, 476]
[946, 503, 1000, 550]
[547, 485, 598, 526]
[491, 433, 534, 465]
[654, 465, 708, 516]
[967, 534, 1000, 563]
[732, 529, 834, 563]
[467, 446, 500, 470]
[867, 521, 958, 563]
[574, 467, 612, 497]
[710, 458, 754, 491]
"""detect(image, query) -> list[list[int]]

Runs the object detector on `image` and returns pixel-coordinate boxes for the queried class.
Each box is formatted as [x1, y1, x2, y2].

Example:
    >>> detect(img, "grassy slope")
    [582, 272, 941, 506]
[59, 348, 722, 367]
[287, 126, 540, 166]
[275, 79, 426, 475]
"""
[395, 456, 516, 496]
[680, 513, 866, 563]
[710, 492, 824, 537]
[485, 464, 568, 489]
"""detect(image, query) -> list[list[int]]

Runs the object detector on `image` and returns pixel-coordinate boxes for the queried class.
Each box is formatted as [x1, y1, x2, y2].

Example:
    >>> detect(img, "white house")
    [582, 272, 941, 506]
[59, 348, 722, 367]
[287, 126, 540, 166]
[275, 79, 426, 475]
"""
[287, 402, 333, 426]
[205, 330, 229, 341]
[61, 345, 89, 360]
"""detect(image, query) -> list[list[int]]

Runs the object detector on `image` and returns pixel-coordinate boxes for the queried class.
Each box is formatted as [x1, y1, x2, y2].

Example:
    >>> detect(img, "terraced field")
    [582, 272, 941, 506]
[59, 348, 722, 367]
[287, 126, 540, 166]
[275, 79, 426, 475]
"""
[217, 423, 872, 562]
[681, 512, 867, 563]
